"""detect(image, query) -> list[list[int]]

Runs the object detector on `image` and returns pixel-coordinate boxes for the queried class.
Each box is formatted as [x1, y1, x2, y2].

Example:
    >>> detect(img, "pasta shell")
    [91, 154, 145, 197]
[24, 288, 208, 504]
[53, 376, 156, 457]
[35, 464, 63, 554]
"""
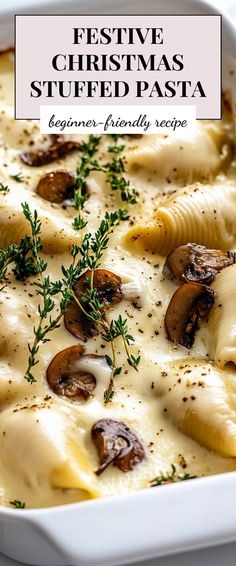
[0, 403, 99, 499]
[156, 360, 236, 457]
[208, 263, 236, 369]
[126, 182, 236, 254]
[0, 185, 79, 254]
[124, 123, 232, 182]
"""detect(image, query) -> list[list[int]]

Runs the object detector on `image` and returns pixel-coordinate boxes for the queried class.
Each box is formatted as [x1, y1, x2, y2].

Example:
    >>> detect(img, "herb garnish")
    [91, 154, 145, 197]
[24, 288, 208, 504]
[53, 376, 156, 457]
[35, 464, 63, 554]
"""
[10, 500, 25, 509]
[73, 133, 138, 220]
[67, 209, 140, 402]
[0, 214, 46, 284]
[24, 275, 72, 384]
[0, 203, 48, 283]
[105, 137, 139, 204]
[23, 205, 133, 389]
[0, 239, 37, 282]
[10, 172, 24, 183]
[150, 464, 196, 486]
[0, 182, 9, 192]
[21, 203, 47, 276]
[102, 315, 141, 403]
[73, 135, 101, 232]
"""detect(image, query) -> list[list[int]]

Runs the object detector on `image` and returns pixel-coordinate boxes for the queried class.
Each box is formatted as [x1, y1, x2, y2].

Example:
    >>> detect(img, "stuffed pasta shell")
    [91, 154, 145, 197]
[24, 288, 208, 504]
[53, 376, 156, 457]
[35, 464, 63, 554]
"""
[156, 360, 236, 457]
[0, 183, 80, 254]
[0, 402, 99, 507]
[124, 123, 232, 182]
[126, 182, 236, 254]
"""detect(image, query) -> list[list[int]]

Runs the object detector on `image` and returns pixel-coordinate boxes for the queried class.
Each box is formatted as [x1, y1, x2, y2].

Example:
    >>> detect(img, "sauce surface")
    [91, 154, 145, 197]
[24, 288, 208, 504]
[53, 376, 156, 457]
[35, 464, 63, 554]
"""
[0, 51, 236, 509]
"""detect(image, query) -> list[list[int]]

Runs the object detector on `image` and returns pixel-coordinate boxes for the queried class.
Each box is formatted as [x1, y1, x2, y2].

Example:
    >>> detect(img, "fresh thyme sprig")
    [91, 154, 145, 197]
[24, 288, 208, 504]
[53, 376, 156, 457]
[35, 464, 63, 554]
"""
[72, 287, 140, 404]
[150, 464, 196, 487]
[10, 499, 25, 509]
[0, 244, 22, 281]
[24, 276, 72, 384]
[103, 315, 140, 369]
[102, 315, 140, 403]
[0, 203, 48, 283]
[0, 239, 39, 282]
[0, 182, 9, 192]
[69, 207, 139, 404]
[24, 206, 129, 384]
[79, 209, 129, 271]
[105, 137, 139, 204]
[73, 135, 101, 232]
[10, 172, 24, 183]
[67, 206, 139, 403]
[21, 203, 47, 276]
[73, 133, 138, 217]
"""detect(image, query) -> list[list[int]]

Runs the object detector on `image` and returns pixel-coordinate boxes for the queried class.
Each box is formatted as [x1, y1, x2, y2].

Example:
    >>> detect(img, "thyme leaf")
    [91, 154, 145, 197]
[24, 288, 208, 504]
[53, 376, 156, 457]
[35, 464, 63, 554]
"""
[10, 172, 24, 183]
[0, 182, 9, 192]
[150, 464, 196, 486]
[10, 500, 25, 509]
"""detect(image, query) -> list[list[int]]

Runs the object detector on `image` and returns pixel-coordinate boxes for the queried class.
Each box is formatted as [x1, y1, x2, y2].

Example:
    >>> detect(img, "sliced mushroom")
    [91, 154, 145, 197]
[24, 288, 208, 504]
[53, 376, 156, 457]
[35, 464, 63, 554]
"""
[163, 243, 236, 285]
[50, 134, 64, 145]
[165, 282, 215, 348]
[20, 135, 80, 167]
[46, 345, 104, 400]
[64, 269, 123, 341]
[125, 134, 143, 139]
[91, 418, 145, 475]
[64, 302, 99, 342]
[36, 170, 76, 203]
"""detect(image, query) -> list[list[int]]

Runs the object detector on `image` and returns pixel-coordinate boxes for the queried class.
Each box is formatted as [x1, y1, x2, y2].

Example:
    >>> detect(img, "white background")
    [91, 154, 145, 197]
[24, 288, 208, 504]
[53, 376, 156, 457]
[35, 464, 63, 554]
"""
[0, 0, 236, 564]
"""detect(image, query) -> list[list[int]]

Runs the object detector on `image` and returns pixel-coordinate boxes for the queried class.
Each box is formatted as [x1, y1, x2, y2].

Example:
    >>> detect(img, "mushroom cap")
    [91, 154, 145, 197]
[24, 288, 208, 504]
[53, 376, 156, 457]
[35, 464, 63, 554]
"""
[20, 135, 80, 167]
[36, 170, 76, 203]
[165, 282, 215, 348]
[91, 418, 145, 475]
[46, 345, 98, 400]
[64, 269, 123, 341]
[77, 269, 123, 306]
[163, 243, 235, 285]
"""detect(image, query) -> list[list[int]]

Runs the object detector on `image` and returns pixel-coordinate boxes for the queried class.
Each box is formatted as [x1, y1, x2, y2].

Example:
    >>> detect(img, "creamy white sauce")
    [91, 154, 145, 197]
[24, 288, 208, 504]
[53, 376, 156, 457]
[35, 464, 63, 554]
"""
[0, 51, 236, 509]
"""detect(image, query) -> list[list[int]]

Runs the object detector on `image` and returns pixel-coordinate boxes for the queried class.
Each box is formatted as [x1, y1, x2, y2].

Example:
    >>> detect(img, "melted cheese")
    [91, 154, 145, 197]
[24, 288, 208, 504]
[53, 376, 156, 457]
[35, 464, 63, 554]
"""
[0, 51, 236, 509]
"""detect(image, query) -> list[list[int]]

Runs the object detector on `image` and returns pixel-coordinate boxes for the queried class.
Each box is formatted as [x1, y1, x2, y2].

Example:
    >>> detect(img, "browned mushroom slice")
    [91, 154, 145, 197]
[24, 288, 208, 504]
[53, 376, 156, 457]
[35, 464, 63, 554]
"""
[64, 269, 123, 341]
[64, 301, 99, 342]
[163, 243, 235, 285]
[50, 134, 64, 145]
[36, 170, 76, 203]
[165, 282, 215, 348]
[78, 269, 123, 306]
[91, 418, 145, 475]
[46, 345, 99, 400]
[20, 136, 80, 167]
[125, 134, 143, 139]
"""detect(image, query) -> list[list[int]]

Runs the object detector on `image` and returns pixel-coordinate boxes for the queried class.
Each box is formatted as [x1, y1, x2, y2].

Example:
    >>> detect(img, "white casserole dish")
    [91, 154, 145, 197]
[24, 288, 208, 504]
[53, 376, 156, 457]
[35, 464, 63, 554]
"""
[0, 0, 236, 565]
